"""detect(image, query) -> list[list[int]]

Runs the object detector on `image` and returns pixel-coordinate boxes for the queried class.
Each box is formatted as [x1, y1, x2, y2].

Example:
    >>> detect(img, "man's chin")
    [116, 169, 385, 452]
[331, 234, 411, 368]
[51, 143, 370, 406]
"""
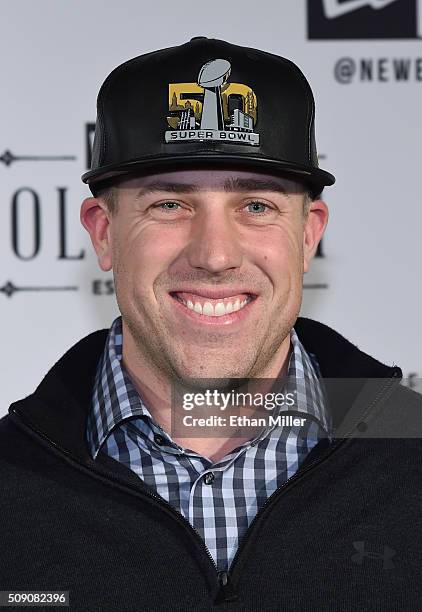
[171, 358, 254, 390]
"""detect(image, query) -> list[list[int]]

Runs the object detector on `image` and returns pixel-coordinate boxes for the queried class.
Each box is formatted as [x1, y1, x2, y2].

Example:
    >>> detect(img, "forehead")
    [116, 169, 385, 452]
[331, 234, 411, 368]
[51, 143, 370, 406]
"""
[116, 168, 307, 195]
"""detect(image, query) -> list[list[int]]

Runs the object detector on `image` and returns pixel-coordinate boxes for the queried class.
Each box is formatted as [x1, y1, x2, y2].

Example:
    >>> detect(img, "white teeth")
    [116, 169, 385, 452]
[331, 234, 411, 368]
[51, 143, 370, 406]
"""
[214, 302, 226, 316]
[178, 295, 252, 317]
[202, 302, 214, 316]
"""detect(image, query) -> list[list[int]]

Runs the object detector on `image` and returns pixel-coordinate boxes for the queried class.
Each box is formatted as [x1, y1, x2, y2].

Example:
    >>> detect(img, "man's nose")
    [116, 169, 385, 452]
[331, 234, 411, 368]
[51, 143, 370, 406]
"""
[185, 209, 243, 273]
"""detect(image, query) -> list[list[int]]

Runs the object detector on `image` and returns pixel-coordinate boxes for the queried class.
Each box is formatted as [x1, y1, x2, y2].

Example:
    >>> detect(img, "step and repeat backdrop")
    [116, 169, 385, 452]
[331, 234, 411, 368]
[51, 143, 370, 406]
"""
[1, 0, 421, 414]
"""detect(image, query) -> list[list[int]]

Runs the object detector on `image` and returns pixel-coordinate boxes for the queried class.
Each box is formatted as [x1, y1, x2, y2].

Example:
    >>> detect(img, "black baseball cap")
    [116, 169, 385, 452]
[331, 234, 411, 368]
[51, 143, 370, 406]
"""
[82, 37, 335, 198]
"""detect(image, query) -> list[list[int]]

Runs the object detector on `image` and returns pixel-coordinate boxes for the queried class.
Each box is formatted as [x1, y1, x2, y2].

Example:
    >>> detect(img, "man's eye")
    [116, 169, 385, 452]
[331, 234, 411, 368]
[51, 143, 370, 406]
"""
[153, 201, 181, 212]
[245, 201, 271, 214]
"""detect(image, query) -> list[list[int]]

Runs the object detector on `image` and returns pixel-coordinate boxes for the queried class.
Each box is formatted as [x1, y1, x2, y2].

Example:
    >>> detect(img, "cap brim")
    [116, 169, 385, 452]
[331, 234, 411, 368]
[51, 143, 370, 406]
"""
[82, 153, 335, 197]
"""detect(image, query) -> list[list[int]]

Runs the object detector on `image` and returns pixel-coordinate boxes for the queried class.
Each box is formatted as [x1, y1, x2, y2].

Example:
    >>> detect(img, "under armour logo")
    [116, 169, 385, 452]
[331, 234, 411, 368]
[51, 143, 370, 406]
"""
[351, 541, 396, 569]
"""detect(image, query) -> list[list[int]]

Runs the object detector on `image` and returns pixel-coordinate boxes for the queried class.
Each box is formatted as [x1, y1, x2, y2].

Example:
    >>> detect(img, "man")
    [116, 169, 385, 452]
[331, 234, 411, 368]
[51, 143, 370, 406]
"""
[1, 37, 421, 611]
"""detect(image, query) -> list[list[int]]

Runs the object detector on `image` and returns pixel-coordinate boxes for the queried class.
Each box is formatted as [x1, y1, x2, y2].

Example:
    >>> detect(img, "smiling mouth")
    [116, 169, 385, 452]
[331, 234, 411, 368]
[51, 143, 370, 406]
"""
[170, 292, 256, 318]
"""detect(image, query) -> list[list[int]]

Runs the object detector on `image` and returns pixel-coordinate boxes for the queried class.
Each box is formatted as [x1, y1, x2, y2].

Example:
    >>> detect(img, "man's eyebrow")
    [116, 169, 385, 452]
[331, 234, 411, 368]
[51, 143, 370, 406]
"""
[135, 183, 202, 199]
[222, 177, 289, 194]
[135, 178, 291, 200]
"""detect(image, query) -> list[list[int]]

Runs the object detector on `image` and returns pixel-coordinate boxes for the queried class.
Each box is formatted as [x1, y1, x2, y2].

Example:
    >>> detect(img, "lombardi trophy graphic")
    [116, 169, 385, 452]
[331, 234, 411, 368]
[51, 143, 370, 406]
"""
[197, 59, 231, 130]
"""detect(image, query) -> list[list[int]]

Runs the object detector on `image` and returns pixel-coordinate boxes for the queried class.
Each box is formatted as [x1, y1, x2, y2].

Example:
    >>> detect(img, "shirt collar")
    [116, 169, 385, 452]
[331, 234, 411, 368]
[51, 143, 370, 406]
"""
[87, 316, 331, 459]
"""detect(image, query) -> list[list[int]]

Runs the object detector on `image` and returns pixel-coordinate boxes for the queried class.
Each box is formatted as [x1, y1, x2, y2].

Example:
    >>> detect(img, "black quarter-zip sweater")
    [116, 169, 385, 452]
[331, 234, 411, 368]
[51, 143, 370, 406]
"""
[1, 318, 422, 612]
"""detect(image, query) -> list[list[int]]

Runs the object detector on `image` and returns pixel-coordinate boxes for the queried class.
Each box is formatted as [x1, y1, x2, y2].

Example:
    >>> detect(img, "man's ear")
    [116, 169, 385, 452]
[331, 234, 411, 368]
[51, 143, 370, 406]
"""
[303, 200, 329, 273]
[80, 197, 113, 271]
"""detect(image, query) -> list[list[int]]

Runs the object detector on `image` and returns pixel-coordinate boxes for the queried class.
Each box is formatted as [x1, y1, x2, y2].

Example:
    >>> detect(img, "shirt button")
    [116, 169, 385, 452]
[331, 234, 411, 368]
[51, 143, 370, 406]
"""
[203, 472, 215, 485]
[154, 434, 165, 445]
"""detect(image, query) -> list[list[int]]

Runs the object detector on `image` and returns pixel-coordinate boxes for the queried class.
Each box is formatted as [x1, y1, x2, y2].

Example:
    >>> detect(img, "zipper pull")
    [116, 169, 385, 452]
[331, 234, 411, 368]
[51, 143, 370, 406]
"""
[214, 571, 238, 604]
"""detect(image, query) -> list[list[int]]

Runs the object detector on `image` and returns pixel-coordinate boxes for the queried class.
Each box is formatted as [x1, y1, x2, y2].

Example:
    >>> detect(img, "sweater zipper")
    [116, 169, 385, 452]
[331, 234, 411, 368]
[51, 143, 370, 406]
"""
[9, 370, 400, 604]
[124, 487, 237, 601]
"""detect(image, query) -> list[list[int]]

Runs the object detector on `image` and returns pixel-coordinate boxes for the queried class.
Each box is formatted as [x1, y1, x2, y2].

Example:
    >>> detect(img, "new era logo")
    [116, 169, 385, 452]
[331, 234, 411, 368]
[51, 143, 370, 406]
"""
[351, 541, 396, 570]
[308, 0, 422, 39]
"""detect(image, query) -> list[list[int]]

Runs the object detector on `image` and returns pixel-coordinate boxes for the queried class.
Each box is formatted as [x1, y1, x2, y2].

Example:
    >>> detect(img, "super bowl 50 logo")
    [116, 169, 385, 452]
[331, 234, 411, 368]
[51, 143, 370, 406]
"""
[165, 59, 260, 146]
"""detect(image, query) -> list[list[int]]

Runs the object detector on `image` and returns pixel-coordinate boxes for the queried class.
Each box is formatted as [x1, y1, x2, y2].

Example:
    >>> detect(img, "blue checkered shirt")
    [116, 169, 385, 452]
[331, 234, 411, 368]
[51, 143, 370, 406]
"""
[87, 316, 331, 572]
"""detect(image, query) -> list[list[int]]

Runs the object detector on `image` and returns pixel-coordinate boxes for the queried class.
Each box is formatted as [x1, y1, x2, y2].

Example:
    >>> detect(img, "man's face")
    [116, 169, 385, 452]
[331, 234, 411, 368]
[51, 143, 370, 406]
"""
[82, 168, 327, 384]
